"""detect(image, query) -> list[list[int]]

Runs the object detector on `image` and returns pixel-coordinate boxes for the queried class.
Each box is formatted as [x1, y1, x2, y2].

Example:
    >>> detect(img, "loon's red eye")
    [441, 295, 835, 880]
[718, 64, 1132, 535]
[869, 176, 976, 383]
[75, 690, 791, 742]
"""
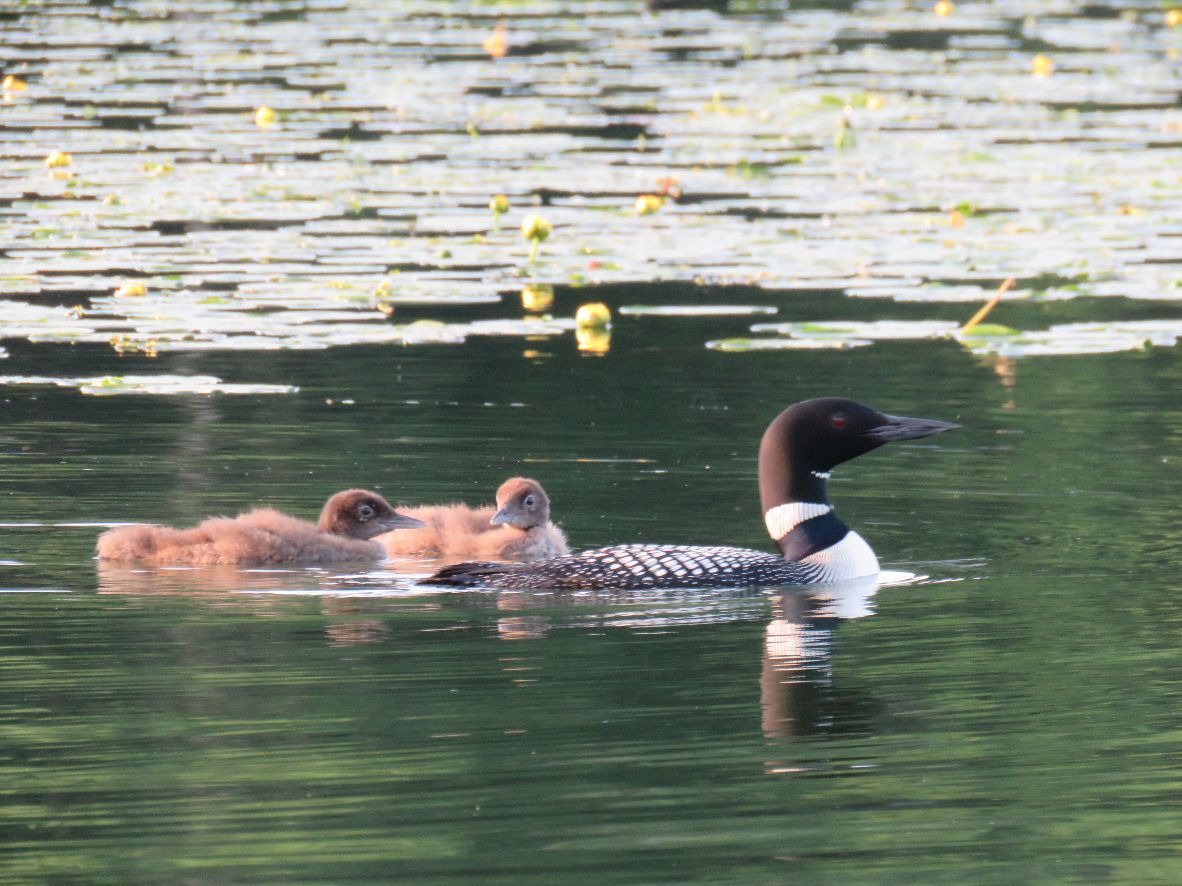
[830, 413, 847, 429]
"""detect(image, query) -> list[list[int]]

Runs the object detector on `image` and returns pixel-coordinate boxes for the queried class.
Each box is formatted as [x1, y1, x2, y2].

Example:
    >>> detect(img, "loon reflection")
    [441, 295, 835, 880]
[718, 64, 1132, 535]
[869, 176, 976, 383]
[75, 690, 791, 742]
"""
[760, 575, 881, 742]
[97, 559, 896, 736]
[482, 573, 888, 741]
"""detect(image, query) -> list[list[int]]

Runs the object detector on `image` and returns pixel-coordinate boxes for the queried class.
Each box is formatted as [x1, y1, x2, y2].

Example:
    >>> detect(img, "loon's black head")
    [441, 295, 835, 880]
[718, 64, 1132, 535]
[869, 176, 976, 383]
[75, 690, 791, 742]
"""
[759, 398, 959, 509]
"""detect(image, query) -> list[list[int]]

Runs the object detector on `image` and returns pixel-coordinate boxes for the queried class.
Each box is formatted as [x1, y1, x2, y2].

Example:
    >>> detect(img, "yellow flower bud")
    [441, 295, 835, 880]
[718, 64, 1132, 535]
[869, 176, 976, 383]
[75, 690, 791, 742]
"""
[575, 302, 611, 329]
[483, 23, 508, 59]
[521, 214, 552, 242]
[254, 105, 277, 127]
[521, 283, 554, 312]
[576, 327, 611, 354]
[114, 281, 147, 298]
[634, 194, 664, 215]
[521, 214, 553, 262]
[1031, 54, 1054, 77]
[44, 151, 72, 168]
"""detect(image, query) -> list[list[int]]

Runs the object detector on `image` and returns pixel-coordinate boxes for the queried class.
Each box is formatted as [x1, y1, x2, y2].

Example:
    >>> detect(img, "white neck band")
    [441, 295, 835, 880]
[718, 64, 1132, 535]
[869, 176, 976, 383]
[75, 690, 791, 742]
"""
[764, 502, 832, 540]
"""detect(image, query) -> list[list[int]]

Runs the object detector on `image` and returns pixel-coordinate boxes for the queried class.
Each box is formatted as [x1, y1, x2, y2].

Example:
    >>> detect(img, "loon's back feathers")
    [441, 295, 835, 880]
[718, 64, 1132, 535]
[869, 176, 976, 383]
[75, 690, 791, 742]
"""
[423, 398, 958, 591]
[421, 544, 826, 590]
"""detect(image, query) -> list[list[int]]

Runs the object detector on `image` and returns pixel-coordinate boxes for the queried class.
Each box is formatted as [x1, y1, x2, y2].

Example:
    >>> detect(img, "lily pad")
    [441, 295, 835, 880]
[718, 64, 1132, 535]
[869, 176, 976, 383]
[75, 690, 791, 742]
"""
[0, 374, 297, 396]
[707, 337, 871, 352]
[619, 305, 778, 317]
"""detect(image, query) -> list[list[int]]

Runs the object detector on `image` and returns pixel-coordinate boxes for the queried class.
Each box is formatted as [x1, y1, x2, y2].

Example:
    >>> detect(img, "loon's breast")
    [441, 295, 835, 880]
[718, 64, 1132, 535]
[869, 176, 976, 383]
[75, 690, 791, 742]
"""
[798, 529, 879, 581]
[422, 543, 833, 590]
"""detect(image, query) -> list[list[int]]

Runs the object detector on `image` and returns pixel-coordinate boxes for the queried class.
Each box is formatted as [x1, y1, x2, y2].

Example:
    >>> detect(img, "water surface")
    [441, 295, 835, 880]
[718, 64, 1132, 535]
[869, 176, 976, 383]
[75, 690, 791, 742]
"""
[4, 0, 1182, 882]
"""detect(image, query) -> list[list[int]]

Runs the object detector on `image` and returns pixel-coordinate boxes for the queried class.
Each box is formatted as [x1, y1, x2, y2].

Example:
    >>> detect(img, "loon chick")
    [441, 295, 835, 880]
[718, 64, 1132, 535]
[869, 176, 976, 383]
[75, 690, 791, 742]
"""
[380, 477, 569, 562]
[422, 398, 957, 590]
[95, 489, 425, 566]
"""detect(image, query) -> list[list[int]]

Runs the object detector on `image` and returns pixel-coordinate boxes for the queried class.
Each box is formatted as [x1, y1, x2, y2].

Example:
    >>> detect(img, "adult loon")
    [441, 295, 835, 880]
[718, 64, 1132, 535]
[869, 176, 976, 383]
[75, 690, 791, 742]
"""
[380, 477, 569, 561]
[421, 398, 957, 590]
[96, 489, 425, 566]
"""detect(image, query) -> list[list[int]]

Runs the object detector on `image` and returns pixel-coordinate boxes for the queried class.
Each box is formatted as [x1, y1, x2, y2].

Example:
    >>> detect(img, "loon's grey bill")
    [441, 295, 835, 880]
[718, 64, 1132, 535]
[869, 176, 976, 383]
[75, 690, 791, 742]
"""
[863, 414, 960, 442]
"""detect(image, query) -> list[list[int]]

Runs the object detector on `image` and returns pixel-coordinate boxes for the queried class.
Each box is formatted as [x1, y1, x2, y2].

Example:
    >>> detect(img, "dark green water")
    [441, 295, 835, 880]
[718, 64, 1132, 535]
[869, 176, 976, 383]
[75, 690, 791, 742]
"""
[5, 326, 1182, 882]
[6, 0, 1182, 881]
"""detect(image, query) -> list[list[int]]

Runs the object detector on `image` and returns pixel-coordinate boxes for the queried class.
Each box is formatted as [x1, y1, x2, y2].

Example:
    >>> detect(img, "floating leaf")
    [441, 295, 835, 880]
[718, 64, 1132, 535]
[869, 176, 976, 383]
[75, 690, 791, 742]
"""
[749, 320, 959, 341]
[959, 323, 1020, 338]
[0, 374, 297, 396]
[707, 337, 870, 352]
[620, 305, 777, 317]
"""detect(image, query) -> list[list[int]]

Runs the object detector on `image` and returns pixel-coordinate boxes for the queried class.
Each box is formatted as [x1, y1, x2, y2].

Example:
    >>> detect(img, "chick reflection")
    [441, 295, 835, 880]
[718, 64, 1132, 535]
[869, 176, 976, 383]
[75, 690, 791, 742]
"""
[760, 576, 878, 742]
[321, 597, 393, 647]
[96, 562, 301, 597]
[496, 590, 551, 640]
[96, 562, 407, 647]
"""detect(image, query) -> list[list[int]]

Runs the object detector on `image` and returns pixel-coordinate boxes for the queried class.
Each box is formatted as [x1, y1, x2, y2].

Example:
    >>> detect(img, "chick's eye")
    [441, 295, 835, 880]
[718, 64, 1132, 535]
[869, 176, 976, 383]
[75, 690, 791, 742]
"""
[524, 495, 536, 508]
[830, 413, 847, 430]
[358, 504, 375, 520]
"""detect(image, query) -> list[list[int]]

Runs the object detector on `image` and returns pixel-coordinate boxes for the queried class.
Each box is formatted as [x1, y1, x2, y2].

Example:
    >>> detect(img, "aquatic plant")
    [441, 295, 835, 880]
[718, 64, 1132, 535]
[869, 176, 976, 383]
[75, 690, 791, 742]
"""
[483, 23, 508, 59]
[2, 75, 27, 100]
[0, 374, 296, 396]
[655, 177, 681, 200]
[834, 111, 855, 150]
[113, 282, 147, 298]
[522, 284, 554, 312]
[521, 214, 552, 263]
[961, 278, 1016, 334]
[576, 327, 611, 355]
[1031, 54, 1054, 77]
[634, 195, 664, 216]
[576, 303, 611, 329]
[490, 194, 509, 231]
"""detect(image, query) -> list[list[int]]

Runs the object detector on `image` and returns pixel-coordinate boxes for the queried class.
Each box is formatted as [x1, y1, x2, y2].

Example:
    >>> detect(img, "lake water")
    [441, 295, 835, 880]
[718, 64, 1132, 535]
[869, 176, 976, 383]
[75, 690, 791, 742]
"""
[5, 0, 1182, 881]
